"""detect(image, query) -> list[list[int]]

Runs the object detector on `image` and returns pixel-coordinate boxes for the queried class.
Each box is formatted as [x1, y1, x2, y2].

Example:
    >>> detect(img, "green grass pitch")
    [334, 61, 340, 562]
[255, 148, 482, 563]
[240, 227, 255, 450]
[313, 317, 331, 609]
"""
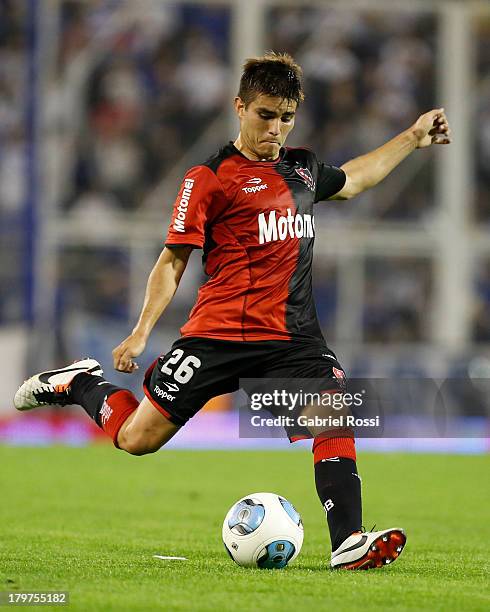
[0, 447, 489, 611]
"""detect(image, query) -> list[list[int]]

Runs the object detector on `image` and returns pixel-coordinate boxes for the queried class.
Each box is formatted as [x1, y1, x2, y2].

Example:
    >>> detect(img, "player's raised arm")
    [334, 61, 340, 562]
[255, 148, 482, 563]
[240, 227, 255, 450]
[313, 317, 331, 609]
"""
[112, 246, 192, 373]
[329, 108, 452, 200]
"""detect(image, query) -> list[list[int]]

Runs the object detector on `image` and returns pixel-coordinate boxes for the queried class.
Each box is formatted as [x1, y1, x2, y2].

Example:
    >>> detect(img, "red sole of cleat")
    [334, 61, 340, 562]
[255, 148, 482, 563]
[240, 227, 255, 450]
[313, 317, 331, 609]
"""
[339, 530, 407, 570]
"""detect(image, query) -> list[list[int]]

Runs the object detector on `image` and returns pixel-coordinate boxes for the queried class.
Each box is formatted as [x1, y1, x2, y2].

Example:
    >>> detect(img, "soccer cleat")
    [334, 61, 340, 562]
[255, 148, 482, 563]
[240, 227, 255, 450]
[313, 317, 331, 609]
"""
[330, 527, 406, 570]
[14, 358, 103, 410]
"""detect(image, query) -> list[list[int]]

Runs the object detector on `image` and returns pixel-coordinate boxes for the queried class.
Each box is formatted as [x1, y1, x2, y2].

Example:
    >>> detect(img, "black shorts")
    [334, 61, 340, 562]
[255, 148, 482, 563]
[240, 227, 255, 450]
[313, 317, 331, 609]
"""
[143, 337, 346, 440]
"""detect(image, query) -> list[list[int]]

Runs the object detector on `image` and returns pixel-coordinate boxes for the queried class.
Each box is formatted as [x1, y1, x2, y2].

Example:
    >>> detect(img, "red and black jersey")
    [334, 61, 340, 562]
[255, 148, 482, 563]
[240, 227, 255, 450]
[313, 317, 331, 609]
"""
[165, 143, 346, 342]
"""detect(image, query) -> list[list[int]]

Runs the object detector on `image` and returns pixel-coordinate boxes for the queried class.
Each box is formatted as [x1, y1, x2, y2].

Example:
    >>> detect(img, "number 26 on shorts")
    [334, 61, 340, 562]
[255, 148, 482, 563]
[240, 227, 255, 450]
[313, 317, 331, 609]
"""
[160, 349, 202, 384]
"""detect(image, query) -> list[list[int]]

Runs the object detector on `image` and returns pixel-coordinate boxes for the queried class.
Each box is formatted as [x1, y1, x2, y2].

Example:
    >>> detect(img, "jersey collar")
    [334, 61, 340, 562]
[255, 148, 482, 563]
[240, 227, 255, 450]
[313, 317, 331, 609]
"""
[228, 142, 286, 164]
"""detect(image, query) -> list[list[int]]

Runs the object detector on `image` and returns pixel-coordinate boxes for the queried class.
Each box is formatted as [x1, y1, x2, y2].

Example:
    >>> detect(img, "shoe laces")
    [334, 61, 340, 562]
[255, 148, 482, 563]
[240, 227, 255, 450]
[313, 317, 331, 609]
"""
[360, 524, 377, 533]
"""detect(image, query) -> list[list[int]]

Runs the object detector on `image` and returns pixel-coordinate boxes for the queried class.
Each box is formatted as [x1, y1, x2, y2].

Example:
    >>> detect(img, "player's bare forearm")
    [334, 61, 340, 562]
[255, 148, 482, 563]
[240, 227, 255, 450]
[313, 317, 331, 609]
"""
[133, 246, 192, 340]
[113, 246, 192, 372]
[339, 129, 417, 196]
[331, 108, 451, 200]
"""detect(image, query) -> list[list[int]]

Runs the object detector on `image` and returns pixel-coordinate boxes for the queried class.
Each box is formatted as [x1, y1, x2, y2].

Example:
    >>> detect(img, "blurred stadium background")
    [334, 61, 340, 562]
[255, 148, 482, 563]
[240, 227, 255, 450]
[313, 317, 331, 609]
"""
[1, 0, 489, 451]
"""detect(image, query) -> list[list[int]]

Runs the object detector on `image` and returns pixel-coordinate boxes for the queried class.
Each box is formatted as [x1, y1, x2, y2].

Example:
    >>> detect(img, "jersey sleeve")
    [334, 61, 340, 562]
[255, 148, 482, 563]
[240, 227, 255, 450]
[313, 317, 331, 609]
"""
[165, 165, 224, 249]
[314, 159, 346, 203]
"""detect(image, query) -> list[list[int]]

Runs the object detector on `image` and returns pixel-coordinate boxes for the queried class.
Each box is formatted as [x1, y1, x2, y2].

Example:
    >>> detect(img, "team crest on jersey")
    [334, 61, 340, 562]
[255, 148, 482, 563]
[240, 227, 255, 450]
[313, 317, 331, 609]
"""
[295, 167, 316, 192]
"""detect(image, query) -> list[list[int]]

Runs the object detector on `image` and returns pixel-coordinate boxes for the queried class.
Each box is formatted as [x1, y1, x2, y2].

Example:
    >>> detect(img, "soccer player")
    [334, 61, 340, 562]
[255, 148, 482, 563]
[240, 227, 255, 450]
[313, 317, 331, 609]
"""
[15, 53, 451, 570]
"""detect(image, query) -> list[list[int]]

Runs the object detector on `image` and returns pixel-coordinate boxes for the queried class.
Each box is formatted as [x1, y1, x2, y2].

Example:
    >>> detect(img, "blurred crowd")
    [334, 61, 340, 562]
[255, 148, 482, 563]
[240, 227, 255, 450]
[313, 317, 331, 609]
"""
[268, 6, 436, 222]
[475, 17, 490, 223]
[1, 1, 490, 349]
[362, 257, 432, 343]
[60, 1, 231, 214]
[473, 259, 490, 342]
[0, 0, 26, 322]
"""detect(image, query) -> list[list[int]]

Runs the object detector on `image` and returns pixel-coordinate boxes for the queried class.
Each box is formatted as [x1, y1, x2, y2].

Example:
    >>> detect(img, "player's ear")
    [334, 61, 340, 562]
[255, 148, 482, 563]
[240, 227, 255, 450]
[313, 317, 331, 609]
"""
[234, 96, 246, 118]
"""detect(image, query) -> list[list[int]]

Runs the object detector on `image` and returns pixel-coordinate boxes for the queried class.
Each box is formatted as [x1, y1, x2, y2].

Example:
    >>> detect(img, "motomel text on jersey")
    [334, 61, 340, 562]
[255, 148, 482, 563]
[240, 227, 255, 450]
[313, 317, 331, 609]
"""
[173, 178, 195, 233]
[258, 209, 315, 244]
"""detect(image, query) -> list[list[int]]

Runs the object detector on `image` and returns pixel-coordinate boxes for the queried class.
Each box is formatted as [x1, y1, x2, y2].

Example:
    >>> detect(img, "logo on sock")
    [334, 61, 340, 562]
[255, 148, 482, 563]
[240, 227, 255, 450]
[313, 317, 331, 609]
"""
[99, 396, 113, 426]
[324, 499, 334, 512]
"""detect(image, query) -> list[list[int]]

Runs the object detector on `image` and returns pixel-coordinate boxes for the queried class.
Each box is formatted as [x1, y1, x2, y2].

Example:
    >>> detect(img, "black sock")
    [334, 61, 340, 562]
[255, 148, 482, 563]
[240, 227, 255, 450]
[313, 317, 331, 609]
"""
[70, 372, 124, 426]
[314, 458, 362, 551]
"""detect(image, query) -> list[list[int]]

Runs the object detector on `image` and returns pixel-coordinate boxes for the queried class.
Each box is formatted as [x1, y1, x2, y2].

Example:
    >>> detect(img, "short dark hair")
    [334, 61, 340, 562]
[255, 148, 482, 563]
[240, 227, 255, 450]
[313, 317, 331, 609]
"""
[238, 51, 304, 107]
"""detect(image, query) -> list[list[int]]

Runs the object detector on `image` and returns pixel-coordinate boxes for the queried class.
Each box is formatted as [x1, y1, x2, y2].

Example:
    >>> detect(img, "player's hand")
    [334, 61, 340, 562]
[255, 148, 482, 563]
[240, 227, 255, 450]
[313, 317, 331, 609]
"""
[112, 333, 146, 373]
[411, 108, 452, 149]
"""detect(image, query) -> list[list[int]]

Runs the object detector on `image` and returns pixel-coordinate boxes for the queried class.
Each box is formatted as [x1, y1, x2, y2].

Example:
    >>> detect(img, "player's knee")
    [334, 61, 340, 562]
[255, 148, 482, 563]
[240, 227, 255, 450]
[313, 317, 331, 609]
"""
[119, 431, 163, 456]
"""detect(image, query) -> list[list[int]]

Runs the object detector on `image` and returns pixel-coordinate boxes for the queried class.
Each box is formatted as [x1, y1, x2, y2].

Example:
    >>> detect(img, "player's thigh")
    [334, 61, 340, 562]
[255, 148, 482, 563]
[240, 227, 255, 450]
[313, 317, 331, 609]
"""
[120, 396, 180, 451]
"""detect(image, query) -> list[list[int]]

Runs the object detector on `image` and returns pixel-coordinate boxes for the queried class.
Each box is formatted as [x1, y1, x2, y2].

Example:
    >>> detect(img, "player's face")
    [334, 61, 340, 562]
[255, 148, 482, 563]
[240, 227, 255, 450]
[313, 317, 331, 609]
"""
[234, 94, 297, 161]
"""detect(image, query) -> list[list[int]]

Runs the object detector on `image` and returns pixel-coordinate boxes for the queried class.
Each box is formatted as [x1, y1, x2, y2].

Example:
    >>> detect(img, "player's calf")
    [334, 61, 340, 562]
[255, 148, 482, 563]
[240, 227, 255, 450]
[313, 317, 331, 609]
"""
[116, 398, 179, 455]
[117, 432, 162, 456]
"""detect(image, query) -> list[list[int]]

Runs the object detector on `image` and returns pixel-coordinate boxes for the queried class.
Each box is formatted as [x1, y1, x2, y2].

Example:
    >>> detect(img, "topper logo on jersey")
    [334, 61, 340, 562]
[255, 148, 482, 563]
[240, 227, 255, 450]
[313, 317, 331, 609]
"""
[258, 208, 315, 244]
[173, 178, 195, 233]
[242, 177, 268, 194]
[295, 167, 316, 192]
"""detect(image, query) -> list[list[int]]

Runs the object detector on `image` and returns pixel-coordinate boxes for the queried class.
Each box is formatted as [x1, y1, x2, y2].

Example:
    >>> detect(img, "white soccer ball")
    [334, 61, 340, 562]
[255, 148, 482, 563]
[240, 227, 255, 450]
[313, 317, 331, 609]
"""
[222, 492, 304, 569]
